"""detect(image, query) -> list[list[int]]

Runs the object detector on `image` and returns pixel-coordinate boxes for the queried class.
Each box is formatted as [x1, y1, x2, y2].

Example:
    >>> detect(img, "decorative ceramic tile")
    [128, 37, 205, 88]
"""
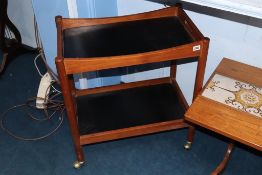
[202, 74, 262, 118]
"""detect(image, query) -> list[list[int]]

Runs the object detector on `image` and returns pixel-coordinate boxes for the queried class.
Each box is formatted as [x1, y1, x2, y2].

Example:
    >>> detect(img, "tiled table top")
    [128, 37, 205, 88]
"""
[202, 74, 262, 118]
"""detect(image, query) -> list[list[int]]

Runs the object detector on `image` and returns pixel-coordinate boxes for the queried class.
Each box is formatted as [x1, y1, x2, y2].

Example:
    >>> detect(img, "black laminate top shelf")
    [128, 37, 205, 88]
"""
[63, 17, 193, 58]
[76, 83, 186, 135]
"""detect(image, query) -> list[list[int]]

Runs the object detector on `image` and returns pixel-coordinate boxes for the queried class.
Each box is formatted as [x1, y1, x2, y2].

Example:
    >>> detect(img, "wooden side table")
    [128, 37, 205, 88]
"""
[185, 58, 262, 174]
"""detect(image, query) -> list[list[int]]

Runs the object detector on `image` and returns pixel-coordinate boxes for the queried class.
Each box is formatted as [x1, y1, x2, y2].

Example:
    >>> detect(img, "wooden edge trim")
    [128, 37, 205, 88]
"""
[60, 7, 179, 29]
[171, 79, 189, 110]
[215, 58, 262, 87]
[80, 119, 188, 145]
[199, 69, 217, 95]
[185, 97, 262, 151]
[75, 77, 170, 97]
[177, 7, 205, 41]
[185, 115, 262, 151]
[63, 41, 202, 74]
[198, 96, 262, 123]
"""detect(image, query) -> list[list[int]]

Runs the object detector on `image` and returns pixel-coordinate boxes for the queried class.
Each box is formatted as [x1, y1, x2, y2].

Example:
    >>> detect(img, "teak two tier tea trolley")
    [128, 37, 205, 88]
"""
[55, 5, 209, 168]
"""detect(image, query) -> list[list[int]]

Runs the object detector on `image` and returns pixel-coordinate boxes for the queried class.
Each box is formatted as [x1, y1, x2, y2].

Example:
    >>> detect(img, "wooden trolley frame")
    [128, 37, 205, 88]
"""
[55, 5, 209, 168]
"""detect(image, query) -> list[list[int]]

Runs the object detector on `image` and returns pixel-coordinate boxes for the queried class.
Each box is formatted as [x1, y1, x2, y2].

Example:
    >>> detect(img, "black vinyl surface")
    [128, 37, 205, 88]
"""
[63, 16, 193, 77]
[63, 17, 193, 58]
[76, 83, 185, 135]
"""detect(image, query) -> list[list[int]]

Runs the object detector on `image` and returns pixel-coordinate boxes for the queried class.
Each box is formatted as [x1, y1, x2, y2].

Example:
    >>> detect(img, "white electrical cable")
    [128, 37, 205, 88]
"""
[0, 88, 64, 141]
[0, 12, 65, 142]
[34, 52, 45, 77]
[51, 85, 62, 94]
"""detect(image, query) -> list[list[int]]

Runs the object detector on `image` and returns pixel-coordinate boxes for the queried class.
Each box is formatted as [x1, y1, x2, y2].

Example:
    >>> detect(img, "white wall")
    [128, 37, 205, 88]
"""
[179, 9, 262, 103]
[32, 0, 69, 74]
[117, 0, 262, 103]
[117, 0, 165, 15]
[8, 0, 36, 48]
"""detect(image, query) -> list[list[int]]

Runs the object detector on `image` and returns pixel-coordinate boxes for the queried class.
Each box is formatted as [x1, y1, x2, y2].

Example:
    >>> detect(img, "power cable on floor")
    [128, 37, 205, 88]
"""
[0, 14, 65, 141]
[0, 82, 64, 141]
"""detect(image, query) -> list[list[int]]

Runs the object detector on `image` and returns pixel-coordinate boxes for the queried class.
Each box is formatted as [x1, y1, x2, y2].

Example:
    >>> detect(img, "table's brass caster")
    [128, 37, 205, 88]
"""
[184, 141, 192, 150]
[73, 161, 85, 169]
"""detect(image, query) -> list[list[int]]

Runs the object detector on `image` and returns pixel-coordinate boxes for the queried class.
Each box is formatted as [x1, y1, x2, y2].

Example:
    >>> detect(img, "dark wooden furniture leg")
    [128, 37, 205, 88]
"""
[211, 143, 234, 175]
[0, 53, 8, 73]
[170, 61, 194, 149]
[55, 16, 85, 168]
[184, 125, 195, 149]
[184, 38, 210, 149]
[56, 58, 85, 168]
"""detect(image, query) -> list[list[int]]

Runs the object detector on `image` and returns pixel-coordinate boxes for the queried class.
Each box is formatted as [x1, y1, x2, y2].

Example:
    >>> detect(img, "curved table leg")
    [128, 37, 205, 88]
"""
[211, 143, 234, 175]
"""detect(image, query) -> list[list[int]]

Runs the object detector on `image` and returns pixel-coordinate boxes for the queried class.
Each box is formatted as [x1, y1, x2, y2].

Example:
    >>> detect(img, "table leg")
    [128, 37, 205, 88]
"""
[211, 143, 234, 175]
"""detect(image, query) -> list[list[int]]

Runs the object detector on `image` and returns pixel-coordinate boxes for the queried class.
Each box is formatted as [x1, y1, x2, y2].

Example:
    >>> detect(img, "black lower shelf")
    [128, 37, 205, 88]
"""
[76, 83, 186, 135]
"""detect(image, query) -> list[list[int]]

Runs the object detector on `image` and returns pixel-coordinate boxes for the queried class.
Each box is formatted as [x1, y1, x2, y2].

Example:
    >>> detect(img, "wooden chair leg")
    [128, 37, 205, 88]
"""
[0, 53, 8, 74]
[184, 125, 195, 150]
[211, 143, 234, 175]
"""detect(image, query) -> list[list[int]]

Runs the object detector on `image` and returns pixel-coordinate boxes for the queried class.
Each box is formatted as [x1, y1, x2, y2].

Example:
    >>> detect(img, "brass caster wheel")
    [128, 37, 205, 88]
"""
[73, 161, 85, 169]
[184, 141, 192, 150]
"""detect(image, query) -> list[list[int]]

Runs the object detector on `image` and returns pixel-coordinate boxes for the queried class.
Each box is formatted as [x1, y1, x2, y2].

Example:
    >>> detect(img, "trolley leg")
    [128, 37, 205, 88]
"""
[184, 125, 195, 150]
[56, 59, 85, 169]
[73, 158, 85, 169]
